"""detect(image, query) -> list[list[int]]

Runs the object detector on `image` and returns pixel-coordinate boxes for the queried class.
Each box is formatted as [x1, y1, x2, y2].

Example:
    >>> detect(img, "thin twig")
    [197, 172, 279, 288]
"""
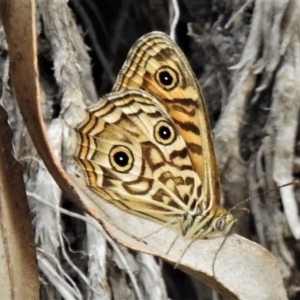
[169, 0, 180, 41]
[28, 192, 101, 297]
[38, 248, 83, 300]
[28, 191, 144, 300]
[71, 0, 115, 84]
[225, 0, 254, 29]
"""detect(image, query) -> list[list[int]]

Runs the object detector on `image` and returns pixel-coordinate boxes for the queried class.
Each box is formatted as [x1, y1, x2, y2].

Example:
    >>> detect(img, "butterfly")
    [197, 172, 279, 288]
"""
[73, 31, 236, 242]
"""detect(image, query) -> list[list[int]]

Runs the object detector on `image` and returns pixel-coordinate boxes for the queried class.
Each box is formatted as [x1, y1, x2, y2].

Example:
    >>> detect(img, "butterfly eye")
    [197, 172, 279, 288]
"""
[214, 217, 225, 231]
[155, 66, 179, 91]
[109, 145, 134, 173]
[154, 120, 176, 145]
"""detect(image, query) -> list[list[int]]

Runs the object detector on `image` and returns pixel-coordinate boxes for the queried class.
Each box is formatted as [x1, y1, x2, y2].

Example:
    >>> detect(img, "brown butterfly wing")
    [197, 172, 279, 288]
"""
[74, 90, 203, 223]
[113, 31, 220, 208]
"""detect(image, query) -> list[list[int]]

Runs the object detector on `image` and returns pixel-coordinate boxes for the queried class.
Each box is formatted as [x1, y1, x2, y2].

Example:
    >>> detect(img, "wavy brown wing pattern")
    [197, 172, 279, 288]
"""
[113, 31, 220, 211]
[74, 90, 236, 239]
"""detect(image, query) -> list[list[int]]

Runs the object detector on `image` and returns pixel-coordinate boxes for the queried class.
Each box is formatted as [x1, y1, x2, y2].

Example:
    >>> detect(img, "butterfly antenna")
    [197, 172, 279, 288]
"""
[228, 180, 299, 213]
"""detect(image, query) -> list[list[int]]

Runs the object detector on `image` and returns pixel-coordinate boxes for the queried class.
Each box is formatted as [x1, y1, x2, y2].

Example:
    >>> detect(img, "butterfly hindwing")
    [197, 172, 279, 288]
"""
[75, 90, 202, 224]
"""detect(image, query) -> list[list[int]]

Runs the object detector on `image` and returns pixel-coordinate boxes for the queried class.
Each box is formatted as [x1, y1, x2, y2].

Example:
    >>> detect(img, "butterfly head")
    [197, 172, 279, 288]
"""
[188, 206, 237, 240]
[207, 208, 237, 239]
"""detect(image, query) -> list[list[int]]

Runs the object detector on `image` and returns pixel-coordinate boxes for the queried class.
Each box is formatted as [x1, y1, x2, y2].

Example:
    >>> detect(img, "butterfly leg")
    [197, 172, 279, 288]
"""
[136, 217, 178, 241]
[212, 235, 229, 278]
[165, 234, 179, 255]
[173, 238, 196, 268]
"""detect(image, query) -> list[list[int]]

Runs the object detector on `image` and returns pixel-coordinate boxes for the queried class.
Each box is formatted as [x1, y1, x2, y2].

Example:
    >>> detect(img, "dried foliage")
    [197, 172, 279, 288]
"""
[1, 0, 300, 299]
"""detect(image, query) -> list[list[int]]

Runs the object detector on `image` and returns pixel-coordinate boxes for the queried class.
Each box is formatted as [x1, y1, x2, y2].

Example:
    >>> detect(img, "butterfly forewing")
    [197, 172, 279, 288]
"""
[113, 31, 220, 210]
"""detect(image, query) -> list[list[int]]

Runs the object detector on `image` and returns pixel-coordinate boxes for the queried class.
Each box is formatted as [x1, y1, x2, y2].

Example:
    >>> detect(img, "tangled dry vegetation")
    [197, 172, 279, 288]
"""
[1, 0, 300, 299]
